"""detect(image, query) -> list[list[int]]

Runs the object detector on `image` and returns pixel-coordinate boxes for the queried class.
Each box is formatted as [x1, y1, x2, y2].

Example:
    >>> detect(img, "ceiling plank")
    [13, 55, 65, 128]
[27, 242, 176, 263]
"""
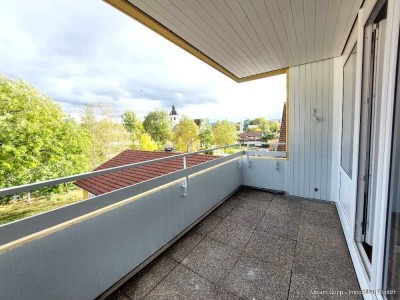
[265, 0, 295, 66]
[229, 0, 275, 71]
[199, 0, 263, 75]
[291, 0, 308, 65]
[238, 0, 282, 69]
[277, 0, 301, 66]
[329, 0, 355, 57]
[321, 0, 341, 59]
[172, 0, 256, 76]
[251, 0, 288, 67]
[314, 0, 329, 61]
[303, 0, 316, 62]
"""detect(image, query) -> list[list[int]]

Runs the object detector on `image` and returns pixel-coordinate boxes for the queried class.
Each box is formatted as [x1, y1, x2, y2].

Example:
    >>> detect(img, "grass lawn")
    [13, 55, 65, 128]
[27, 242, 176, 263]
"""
[0, 189, 83, 225]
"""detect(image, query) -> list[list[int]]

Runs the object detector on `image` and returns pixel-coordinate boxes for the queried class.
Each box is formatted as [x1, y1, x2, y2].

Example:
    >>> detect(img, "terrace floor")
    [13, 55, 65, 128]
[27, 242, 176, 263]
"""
[107, 188, 361, 300]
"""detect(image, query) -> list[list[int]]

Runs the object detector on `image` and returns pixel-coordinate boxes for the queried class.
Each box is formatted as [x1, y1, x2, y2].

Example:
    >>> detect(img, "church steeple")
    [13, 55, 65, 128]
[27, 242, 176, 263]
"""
[169, 105, 178, 116]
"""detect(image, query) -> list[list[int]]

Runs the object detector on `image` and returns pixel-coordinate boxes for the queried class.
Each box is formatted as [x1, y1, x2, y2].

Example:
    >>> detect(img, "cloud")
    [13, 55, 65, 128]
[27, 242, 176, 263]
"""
[0, 0, 286, 122]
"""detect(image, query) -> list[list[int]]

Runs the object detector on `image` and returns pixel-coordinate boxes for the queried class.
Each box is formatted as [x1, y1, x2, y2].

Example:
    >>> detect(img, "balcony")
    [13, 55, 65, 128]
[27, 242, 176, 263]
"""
[0, 147, 360, 299]
[107, 188, 360, 300]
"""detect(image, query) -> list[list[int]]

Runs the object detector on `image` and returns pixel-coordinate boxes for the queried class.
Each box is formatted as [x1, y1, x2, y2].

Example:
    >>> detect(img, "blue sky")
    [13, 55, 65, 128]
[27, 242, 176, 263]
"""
[0, 0, 286, 122]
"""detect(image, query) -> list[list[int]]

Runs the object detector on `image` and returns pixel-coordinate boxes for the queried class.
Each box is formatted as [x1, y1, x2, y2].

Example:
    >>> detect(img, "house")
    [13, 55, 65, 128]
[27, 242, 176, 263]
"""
[1, 1, 399, 299]
[75, 150, 218, 198]
[239, 130, 263, 142]
[169, 104, 181, 127]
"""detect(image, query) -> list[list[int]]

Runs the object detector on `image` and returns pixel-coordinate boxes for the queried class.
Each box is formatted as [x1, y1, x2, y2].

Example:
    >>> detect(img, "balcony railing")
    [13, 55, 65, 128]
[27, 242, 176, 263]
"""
[0, 144, 288, 299]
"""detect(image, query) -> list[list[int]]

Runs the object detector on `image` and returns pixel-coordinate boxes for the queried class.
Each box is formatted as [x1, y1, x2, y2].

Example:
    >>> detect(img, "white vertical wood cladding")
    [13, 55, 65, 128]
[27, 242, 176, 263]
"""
[288, 59, 334, 200]
[129, 0, 361, 79]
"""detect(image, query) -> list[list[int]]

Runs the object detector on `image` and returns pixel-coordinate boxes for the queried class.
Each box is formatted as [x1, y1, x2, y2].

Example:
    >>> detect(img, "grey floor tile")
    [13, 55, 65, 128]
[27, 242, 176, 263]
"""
[300, 209, 341, 230]
[267, 195, 302, 217]
[122, 255, 177, 300]
[208, 218, 254, 250]
[257, 210, 300, 240]
[297, 222, 347, 251]
[145, 264, 234, 300]
[106, 290, 130, 300]
[302, 200, 337, 214]
[288, 272, 362, 300]
[247, 190, 274, 201]
[236, 196, 271, 211]
[221, 253, 291, 300]
[166, 231, 203, 262]
[181, 237, 241, 283]
[225, 205, 265, 229]
[211, 201, 237, 219]
[193, 215, 223, 236]
[244, 229, 296, 269]
[293, 241, 356, 284]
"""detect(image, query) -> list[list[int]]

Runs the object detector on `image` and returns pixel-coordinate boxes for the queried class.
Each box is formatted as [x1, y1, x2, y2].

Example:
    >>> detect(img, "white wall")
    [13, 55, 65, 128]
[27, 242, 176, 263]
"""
[241, 157, 286, 191]
[287, 59, 334, 201]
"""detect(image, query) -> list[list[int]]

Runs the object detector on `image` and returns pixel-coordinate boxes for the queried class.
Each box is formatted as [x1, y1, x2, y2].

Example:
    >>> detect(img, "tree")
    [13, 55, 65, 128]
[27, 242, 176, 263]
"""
[213, 120, 238, 146]
[132, 132, 159, 151]
[0, 76, 91, 200]
[199, 120, 214, 148]
[122, 110, 143, 136]
[253, 117, 268, 132]
[172, 116, 199, 152]
[143, 110, 172, 145]
[81, 103, 130, 168]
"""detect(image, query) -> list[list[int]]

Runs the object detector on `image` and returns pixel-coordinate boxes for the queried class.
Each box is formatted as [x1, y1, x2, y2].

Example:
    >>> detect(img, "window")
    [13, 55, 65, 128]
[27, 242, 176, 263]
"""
[341, 45, 357, 178]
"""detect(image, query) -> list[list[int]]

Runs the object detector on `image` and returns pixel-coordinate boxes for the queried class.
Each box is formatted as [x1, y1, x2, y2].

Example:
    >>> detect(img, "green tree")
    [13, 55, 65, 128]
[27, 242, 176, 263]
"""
[0, 76, 91, 199]
[213, 120, 238, 146]
[199, 120, 214, 148]
[172, 116, 199, 152]
[143, 110, 172, 145]
[81, 103, 130, 168]
[253, 117, 268, 132]
[122, 110, 143, 136]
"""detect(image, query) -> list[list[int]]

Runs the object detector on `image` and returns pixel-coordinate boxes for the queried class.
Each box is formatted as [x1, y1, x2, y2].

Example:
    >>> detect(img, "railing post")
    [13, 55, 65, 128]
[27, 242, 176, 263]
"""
[181, 156, 188, 196]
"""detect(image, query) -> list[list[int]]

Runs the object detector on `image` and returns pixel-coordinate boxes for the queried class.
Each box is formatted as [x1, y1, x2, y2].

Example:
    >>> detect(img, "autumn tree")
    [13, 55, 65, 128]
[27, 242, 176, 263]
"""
[213, 120, 238, 146]
[81, 103, 130, 168]
[143, 110, 172, 145]
[172, 116, 199, 152]
[0, 76, 91, 201]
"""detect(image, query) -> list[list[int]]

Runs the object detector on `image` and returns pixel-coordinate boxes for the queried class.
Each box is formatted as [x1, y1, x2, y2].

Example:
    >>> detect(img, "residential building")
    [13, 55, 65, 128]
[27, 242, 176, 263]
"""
[239, 130, 263, 142]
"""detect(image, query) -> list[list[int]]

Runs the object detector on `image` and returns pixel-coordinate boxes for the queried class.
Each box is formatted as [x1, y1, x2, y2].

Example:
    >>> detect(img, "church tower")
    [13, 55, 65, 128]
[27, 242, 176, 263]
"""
[169, 105, 181, 127]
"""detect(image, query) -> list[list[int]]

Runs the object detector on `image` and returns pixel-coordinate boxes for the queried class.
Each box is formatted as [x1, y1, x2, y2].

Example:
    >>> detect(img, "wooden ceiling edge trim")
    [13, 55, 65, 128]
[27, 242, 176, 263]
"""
[104, 0, 286, 83]
[104, 0, 240, 82]
[237, 68, 288, 83]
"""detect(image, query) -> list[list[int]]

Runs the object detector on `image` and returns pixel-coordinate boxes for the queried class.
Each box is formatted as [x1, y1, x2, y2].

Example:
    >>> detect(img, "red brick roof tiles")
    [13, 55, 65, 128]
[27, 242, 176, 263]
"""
[75, 150, 218, 196]
[278, 102, 287, 152]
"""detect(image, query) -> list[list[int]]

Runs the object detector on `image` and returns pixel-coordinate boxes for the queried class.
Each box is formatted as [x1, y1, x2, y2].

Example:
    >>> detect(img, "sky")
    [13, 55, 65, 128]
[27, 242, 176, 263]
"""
[0, 0, 286, 122]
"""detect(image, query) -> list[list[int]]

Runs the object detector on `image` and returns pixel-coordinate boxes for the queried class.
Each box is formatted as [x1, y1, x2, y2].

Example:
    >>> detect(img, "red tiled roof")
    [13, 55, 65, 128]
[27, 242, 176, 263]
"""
[75, 150, 218, 196]
[278, 102, 287, 151]
[240, 131, 263, 139]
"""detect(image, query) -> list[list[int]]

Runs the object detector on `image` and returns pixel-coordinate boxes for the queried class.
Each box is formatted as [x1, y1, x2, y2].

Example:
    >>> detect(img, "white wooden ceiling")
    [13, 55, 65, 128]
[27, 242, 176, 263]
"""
[127, 0, 362, 79]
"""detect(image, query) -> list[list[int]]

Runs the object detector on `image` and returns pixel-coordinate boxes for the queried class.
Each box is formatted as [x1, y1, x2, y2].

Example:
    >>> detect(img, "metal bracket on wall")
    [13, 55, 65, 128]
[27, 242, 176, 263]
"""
[247, 155, 252, 168]
[237, 157, 242, 168]
[182, 156, 188, 196]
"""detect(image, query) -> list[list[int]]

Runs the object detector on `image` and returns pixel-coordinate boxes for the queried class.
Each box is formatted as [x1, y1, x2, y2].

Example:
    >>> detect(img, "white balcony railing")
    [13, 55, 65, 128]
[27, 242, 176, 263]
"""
[0, 144, 286, 300]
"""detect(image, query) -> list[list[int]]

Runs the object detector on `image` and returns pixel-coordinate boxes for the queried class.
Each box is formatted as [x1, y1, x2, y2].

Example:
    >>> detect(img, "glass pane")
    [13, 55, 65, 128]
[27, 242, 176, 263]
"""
[341, 45, 358, 178]
[384, 45, 400, 298]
